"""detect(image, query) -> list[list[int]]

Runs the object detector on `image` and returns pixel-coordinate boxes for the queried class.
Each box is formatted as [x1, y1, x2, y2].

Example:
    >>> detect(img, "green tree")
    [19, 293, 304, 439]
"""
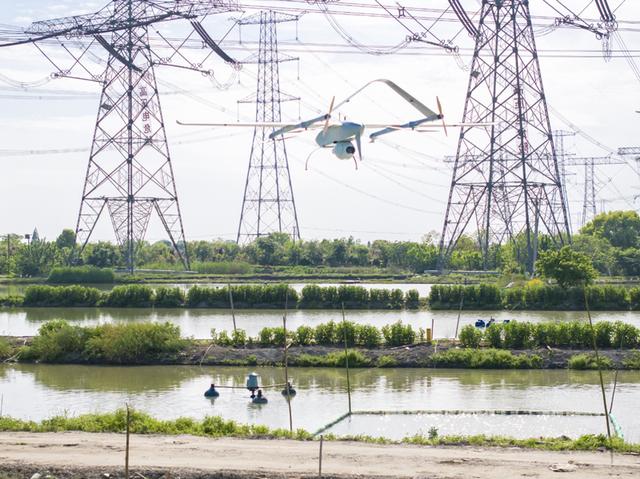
[535, 246, 598, 289]
[581, 210, 640, 249]
[571, 234, 617, 276]
[16, 240, 58, 276]
[83, 241, 122, 268]
[55, 229, 76, 249]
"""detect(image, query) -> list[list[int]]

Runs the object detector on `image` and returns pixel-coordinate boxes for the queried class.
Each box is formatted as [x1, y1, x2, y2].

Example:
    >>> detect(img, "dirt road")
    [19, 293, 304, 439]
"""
[1, 432, 639, 478]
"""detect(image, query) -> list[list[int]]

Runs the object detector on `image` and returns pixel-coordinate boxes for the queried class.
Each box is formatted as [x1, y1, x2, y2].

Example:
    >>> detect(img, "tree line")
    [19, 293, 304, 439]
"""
[2, 210, 640, 277]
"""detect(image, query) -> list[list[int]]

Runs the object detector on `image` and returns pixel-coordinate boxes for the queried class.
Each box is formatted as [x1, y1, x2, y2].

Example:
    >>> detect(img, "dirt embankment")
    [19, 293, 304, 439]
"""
[3, 336, 637, 369]
[1, 432, 639, 479]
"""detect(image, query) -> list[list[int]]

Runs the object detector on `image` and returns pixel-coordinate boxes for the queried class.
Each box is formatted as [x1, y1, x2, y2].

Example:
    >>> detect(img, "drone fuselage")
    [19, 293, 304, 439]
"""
[315, 122, 363, 148]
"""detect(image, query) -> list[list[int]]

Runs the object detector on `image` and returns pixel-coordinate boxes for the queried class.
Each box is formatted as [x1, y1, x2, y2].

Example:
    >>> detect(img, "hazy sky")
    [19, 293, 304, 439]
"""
[1, 0, 639, 245]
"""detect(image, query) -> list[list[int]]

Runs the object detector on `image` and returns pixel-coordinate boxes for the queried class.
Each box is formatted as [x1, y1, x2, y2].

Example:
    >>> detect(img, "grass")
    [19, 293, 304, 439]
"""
[0, 410, 638, 454]
[430, 349, 543, 369]
[568, 353, 614, 370]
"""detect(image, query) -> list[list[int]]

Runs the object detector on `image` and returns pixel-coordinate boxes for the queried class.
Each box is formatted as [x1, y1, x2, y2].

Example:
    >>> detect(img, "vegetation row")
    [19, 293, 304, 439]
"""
[3, 284, 420, 309]
[1, 409, 637, 453]
[429, 282, 640, 311]
[213, 320, 418, 349]
[458, 320, 640, 349]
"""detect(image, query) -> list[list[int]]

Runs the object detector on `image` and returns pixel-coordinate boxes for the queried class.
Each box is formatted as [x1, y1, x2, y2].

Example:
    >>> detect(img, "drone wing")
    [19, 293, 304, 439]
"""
[177, 120, 300, 128]
[333, 79, 439, 118]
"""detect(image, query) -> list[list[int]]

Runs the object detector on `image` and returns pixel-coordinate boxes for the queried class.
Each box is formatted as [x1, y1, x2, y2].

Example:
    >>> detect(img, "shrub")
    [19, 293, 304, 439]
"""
[28, 320, 90, 362]
[192, 261, 253, 275]
[105, 285, 154, 307]
[314, 321, 337, 345]
[377, 355, 398, 367]
[294, 325, 314, 346]
[405, 289, 420, 309]
[381, 321, 415, 347]
[612, 321, 640, 348]
[568, 353, 614, 370]
[357, 324, 382, 348]
[23, 285, 103, 307]
[484, 323, 503, 348]
[0, 295, 24, 307]
[294, 350, 371, 367]
[48, 266, 114, 284]
[431, 348, 542, 369]
[459, 325, 482, 348]
[154, 287, 185, 307]
[0, 338, 11, 359]
[622, 351, 640, 369]
[335, 320, 358, 347]
[85, 322, 183, 363]
[502, 321, 534, 349]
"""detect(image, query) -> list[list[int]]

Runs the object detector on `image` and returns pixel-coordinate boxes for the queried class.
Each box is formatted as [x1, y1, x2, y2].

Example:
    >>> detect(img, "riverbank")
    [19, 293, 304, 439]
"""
[1, 432, 638, 479]
[3, 335, 639, 369]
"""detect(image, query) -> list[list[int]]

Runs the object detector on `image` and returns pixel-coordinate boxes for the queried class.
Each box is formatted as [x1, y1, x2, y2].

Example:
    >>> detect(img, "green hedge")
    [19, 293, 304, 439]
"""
[16, 284, 421, 309]
[458, 320, 640, 349]
[299, 284, 419, 309]
[48, 266, 115, 284]
[212, 320, 416, 349]
[430, 283, 640, 311]
[21, 320, 185, 363]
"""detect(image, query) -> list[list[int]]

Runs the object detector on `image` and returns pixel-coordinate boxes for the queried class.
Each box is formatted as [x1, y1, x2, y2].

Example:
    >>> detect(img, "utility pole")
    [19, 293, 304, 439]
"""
[236, 11, 301, 245]
[439, 0, 571, 274]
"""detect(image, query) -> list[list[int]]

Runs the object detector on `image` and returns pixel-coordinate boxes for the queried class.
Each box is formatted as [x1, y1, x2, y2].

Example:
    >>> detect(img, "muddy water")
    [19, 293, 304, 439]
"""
[1, 307, 640, 339]
[0, 365, 637, 442]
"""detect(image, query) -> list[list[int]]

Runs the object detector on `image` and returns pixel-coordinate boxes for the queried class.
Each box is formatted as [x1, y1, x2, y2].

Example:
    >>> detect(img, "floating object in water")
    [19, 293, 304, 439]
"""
[474, 319, 485, 328]
[252, 388, 267, 404]
[204, 383, 219, 398]
[281, 382, 297, 397]
[246, 372, 259, 398]
[503, 319, 510, 324]
[486, 318, 495, 328]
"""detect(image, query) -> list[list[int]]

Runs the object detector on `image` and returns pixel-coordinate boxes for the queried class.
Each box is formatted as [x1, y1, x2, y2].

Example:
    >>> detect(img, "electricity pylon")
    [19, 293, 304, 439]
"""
[236, 11, 301, 245]
[439, 0, 571, 274]
[17, 0, 238, 272]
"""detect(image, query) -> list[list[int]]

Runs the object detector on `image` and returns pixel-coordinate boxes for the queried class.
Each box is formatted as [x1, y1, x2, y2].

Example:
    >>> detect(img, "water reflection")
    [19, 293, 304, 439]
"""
[3, 307, 640, 339]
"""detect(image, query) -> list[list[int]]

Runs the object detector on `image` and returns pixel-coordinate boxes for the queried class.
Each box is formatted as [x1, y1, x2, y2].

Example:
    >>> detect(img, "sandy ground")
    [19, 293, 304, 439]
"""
[1, 432, 640, 478]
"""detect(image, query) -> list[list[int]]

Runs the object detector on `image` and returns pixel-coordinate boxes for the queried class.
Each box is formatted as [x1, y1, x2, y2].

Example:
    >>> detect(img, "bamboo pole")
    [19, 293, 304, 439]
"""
[454, 287, 465, 339]
[125, 403, 131, 479]
[283, 290, 293, 433]
[341, 302, 352, 414]
[584, 289, 613, 444]
[228, 283, 237, 333]
[318, 435, 324, 478]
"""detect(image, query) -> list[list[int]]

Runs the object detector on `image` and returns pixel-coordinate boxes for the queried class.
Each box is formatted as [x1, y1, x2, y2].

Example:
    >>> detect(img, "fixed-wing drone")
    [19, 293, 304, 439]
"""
[177, 79, 488, 169]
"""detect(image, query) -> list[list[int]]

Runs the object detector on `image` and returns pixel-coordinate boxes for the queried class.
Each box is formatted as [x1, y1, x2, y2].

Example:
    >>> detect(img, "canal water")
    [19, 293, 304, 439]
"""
[0, 365, 637, 442]
[1, 307, 640, 339]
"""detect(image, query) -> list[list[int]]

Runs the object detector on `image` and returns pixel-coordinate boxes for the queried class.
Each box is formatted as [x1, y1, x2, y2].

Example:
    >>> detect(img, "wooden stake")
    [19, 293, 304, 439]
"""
[318, 435, 324, 478]
[341, 302, 352, 414]
[584, 289, 613, 445]
[125, 404, 131, 479]
[228, 283, 237, 333]
[283, 290, 293, 433]
[454, 287, 465, 339]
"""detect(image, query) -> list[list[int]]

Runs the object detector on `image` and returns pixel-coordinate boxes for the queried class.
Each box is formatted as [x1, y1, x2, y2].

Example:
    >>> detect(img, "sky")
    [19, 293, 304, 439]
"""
[1, 0, 639, 246]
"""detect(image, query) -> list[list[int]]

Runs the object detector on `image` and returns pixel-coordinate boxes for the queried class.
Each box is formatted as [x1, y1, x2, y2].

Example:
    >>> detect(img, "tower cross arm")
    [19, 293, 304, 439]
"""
[25, 0, 239, 37]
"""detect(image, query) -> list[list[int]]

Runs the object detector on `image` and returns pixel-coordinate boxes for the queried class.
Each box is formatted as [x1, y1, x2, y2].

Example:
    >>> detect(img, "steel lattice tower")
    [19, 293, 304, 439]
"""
[18, 0, 238, 272]
[439, 0, 570, 273]
[77, 1, 189, 271]
[236, 11, 301, 245]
